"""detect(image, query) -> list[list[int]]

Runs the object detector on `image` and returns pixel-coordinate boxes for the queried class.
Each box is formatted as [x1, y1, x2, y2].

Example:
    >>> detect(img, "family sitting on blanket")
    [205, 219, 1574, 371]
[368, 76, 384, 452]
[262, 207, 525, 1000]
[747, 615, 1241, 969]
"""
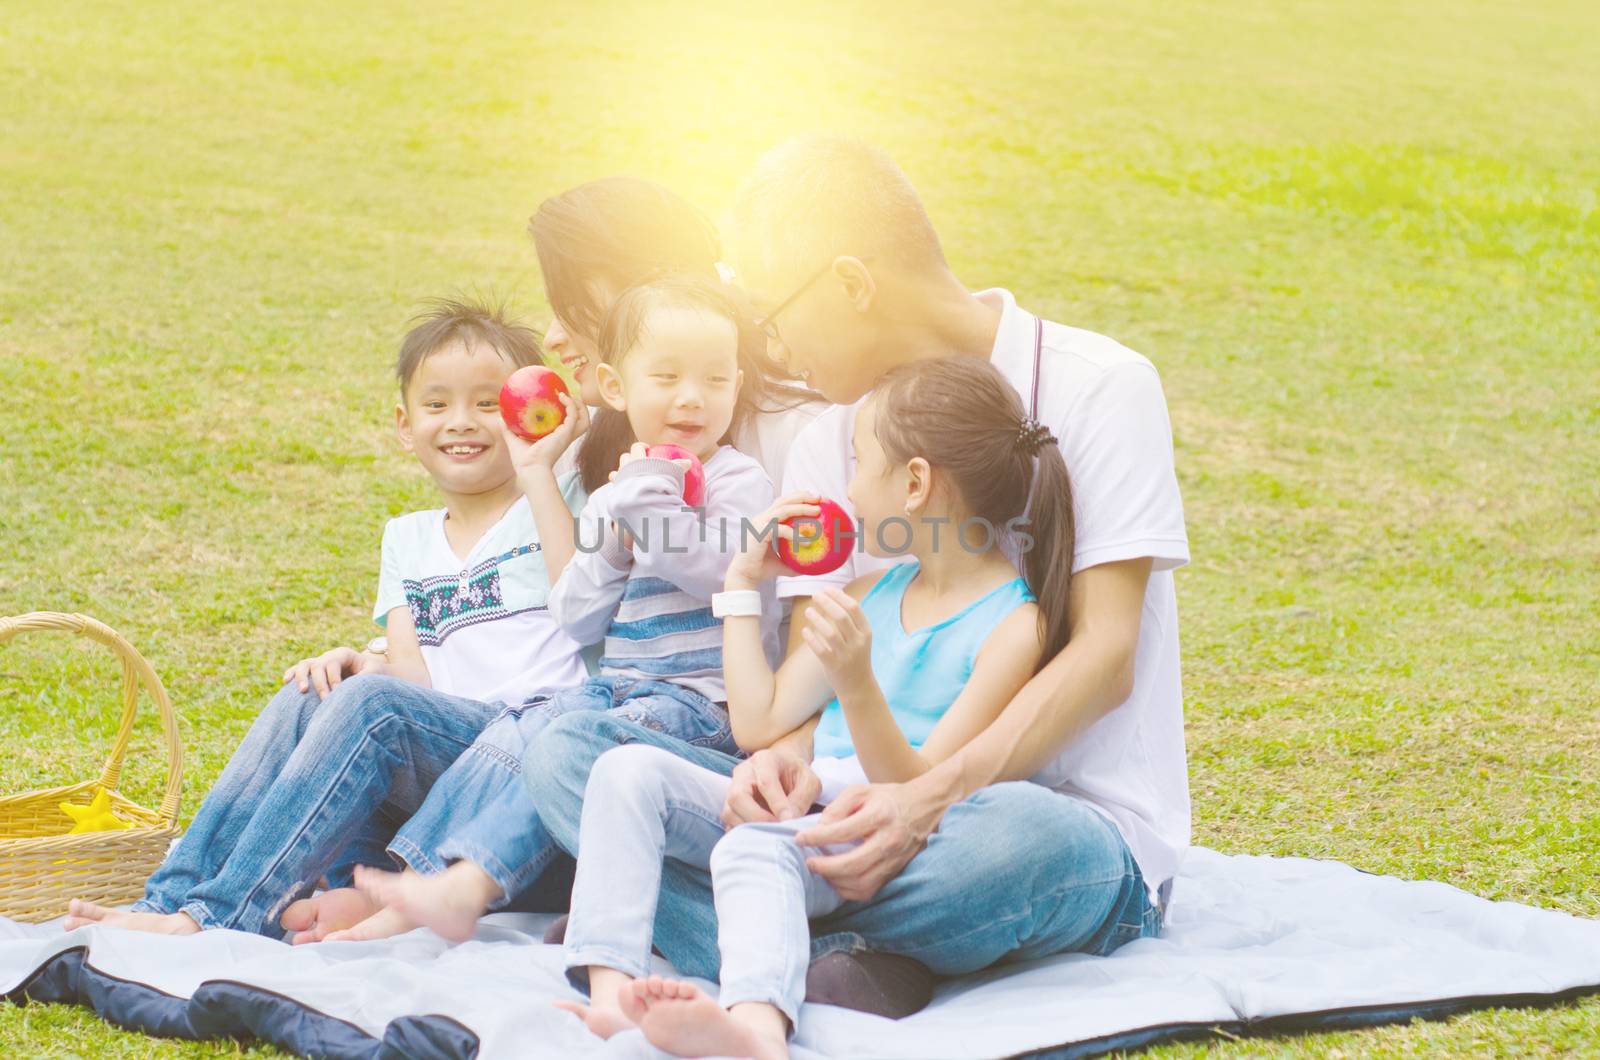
[63, 138, 1190, 1059]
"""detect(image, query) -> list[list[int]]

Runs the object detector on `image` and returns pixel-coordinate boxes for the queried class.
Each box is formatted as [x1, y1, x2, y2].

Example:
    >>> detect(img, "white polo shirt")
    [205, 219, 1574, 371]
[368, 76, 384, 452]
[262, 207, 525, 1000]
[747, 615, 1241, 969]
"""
[777, 288, 1191, 897]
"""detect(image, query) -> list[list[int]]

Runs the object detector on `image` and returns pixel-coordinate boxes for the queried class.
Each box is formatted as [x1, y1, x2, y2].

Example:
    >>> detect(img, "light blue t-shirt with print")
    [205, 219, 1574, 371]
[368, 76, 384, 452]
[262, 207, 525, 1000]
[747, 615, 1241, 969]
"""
[812, 560, 1035, 761]
[372, 471, 591, 705]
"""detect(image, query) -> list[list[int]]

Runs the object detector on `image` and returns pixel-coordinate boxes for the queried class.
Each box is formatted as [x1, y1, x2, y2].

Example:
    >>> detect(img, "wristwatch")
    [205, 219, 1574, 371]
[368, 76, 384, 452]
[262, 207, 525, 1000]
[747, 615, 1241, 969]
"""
[365, 636, 389, 657]
[711, 590, 763, 618]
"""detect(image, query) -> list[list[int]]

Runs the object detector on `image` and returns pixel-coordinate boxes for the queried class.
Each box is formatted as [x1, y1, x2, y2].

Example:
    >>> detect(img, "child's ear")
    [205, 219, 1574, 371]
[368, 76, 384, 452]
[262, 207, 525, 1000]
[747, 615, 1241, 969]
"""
[395, 403, 415, 453]
[595, 362, 627, 413]
[903, 456, 932, 514]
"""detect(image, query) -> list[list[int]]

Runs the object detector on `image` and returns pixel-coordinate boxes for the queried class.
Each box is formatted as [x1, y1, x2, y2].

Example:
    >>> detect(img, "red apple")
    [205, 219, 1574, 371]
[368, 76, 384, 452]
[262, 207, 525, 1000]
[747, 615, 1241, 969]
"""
[645, 444, 707, 507]
[499, 365, 570, 442]
[777, 498, 855, 576]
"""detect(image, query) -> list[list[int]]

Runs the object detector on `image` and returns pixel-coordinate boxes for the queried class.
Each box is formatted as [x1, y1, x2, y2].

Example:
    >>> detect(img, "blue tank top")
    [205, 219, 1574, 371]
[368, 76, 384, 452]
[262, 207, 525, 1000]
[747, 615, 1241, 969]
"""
[812, 561, 1035, 760]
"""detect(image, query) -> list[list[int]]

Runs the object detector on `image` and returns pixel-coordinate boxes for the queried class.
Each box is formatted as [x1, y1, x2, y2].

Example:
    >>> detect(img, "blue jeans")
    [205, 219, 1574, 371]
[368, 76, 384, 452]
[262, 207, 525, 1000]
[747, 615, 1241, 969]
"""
[526, 712, 1160, 983]
[135, 675, 508, 936]
[387, 675, 738, 907]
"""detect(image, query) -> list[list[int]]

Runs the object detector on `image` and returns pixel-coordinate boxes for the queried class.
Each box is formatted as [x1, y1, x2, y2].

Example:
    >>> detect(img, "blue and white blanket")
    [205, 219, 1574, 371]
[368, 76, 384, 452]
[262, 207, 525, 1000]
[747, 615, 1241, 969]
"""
[3, 848, 1597, 1058]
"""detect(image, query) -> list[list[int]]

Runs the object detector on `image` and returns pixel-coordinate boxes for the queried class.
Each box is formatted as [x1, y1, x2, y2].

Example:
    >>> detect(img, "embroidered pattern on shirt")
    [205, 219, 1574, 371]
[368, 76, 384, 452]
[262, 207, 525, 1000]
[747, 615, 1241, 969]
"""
[406, 543, 545, 647]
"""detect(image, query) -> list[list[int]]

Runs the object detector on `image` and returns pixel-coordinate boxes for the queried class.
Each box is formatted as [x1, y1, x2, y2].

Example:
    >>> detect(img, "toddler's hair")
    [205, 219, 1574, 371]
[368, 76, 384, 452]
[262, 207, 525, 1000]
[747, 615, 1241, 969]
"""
[576, 275, 780, 494]
[395, 298, 541, 398]
[871, 358, 1076, 666]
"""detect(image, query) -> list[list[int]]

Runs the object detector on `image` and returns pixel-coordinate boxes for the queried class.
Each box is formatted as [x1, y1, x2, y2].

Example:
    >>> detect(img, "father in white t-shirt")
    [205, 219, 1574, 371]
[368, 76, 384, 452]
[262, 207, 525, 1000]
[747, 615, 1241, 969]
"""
[527, 138, 1189, 1015]
[758, 143, 1190, 909]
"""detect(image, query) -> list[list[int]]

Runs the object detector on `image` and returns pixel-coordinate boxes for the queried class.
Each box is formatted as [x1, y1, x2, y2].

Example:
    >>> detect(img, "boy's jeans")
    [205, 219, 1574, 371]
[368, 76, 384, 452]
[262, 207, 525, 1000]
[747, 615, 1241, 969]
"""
[387, 675, 738, 906]
[134, 675, 507, 936]
[528, 712, 1160, 986]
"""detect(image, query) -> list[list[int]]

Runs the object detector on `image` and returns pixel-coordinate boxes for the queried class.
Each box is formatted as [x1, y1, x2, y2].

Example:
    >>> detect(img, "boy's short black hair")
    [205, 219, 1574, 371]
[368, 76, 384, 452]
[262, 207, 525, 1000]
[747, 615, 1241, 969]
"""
[395, 298, 542, 397]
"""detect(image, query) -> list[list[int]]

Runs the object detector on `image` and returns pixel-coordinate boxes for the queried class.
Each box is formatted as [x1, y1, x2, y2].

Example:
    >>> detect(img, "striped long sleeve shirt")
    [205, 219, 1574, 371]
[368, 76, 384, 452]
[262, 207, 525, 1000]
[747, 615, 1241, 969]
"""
[548, 447, 781, 703]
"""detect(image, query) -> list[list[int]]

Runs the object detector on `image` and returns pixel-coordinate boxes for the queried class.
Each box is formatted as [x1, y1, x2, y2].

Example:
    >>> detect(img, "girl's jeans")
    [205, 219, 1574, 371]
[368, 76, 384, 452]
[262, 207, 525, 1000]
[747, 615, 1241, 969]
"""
[532, 714, 1160, 995]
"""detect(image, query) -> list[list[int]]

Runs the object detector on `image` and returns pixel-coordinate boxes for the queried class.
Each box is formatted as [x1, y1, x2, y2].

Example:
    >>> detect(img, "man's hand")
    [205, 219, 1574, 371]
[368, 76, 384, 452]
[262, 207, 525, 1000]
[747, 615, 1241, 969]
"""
[282, 647, 384, 699]
[722, 747, 822, 828]
[794, 782, 942, 902]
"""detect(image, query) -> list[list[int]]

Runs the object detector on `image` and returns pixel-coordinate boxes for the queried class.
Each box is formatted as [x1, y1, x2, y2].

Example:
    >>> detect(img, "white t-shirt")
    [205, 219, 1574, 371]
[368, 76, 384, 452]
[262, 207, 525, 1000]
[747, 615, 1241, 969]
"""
[372, 477, 591, 707]
[777, 288, 1191, 897]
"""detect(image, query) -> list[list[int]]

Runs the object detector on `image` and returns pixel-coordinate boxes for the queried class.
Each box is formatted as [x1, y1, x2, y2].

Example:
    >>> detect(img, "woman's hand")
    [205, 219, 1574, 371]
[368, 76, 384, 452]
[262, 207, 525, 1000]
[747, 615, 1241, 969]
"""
[505, 392, 588, 475]
[282, 646, 383, 699]
[801, 588, 874, 691]
[725, 493, 822, 590]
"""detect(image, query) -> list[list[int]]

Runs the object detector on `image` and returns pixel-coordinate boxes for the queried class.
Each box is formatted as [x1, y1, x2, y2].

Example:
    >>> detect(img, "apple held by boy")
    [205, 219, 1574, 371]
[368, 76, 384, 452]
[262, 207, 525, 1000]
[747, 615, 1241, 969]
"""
[777, 498, 855, 576]
[645, 443, 707, 507]
[499, 365, 570, 442]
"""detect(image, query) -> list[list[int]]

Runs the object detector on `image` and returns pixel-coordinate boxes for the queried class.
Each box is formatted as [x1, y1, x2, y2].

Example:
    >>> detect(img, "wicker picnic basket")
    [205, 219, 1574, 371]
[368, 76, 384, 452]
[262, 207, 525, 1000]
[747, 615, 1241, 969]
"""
[0, 612, 182, 922]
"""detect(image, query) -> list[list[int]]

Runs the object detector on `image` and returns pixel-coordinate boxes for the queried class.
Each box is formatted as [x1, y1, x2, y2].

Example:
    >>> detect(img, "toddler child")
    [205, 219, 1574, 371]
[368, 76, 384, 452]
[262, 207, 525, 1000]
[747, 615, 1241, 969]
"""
[326, 276, 782, 943]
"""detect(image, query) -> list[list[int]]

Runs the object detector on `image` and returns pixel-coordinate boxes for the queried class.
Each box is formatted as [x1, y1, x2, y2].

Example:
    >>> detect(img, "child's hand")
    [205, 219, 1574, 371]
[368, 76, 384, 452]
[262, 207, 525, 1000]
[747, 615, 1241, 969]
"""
[283, 647, 368, 699]
[726, 493, 822, 589]
[505, 393, 588, 475]
[610, 442, 692, 481]
[801, 588, 873, 688]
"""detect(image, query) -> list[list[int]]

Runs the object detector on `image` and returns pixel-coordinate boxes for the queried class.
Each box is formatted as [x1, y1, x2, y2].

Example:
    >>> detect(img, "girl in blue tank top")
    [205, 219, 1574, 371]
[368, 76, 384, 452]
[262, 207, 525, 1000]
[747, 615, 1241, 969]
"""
[557, 357, 1077, 1057]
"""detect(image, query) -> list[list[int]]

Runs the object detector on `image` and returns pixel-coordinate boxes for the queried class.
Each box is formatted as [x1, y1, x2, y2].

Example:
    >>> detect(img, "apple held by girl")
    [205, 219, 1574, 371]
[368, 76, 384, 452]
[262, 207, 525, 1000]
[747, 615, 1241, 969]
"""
[777, 497, 855, 576]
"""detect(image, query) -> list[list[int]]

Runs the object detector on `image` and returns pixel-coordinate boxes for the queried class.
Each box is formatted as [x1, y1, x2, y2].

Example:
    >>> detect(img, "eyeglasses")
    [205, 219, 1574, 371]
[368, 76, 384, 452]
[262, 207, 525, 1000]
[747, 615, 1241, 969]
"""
[753, 257, 872, 343]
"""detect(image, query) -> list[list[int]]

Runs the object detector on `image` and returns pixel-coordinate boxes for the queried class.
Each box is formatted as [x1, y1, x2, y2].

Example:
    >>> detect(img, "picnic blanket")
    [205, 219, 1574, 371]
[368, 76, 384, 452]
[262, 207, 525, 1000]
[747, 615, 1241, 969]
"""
[3, 847, 1597, 1058]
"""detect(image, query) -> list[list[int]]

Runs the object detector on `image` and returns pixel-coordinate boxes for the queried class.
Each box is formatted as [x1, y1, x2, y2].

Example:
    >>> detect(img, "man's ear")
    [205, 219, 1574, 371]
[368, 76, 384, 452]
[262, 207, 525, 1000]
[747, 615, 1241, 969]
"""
[395, 403, 414, 453]
[831, 256, 877, 313]
[904, 456, 932, 514]
[595, 362, 627, 412]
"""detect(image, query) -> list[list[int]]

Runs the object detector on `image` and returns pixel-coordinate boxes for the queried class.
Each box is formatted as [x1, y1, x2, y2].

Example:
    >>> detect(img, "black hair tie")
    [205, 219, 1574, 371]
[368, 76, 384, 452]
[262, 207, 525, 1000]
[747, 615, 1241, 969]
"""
[1016, 418, 1057, 456]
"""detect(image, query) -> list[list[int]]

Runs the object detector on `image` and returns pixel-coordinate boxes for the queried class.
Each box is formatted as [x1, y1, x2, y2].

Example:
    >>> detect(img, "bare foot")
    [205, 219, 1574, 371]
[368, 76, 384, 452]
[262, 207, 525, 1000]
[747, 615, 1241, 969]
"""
[349, 863, 496, 944]
[628, 976, 787, 1059]
[552, 999, 635, 1040]
[63, 900, 199, 936]
[62, 898, 117, 930]
[281, 887, 382, 945]
[321, 905, 416, 943]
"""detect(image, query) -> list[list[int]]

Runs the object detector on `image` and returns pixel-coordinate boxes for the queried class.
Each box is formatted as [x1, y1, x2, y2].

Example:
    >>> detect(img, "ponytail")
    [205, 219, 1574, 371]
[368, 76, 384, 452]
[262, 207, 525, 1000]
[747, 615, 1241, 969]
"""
[1018, 443, 1074, 665]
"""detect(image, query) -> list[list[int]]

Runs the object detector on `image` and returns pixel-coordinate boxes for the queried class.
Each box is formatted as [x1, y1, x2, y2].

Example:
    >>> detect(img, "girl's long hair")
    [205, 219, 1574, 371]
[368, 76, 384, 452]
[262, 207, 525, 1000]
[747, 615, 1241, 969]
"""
[870, 358, 1075, 667]
[528, 178, 818, 492]
[580, 276, 777, 493]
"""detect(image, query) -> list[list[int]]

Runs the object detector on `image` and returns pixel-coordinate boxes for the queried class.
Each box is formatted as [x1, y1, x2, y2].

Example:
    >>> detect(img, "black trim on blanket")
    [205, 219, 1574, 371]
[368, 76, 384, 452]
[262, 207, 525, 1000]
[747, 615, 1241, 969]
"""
[7, 943, 1600, 1058]
[5, 946, 481, 1059]
[1012, 982, 1600, 1059]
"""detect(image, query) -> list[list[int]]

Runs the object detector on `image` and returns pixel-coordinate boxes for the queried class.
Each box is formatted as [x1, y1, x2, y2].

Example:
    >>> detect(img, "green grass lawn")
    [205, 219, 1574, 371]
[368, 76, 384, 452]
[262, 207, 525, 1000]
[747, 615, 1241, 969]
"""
[2, 0, 1596, 1054]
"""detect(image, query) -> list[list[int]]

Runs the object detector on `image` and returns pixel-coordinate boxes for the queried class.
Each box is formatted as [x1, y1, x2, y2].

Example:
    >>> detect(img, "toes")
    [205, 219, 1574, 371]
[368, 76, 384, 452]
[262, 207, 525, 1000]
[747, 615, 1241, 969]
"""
[280, 898, 317, 932]
[618, 985, 646, 1022]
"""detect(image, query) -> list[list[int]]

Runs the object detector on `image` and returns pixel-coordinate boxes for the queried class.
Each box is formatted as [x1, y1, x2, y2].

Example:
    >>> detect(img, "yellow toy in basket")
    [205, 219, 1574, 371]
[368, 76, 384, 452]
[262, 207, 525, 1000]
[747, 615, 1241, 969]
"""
[0, 612, 183, 922]
[59, 789, 131, 834]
